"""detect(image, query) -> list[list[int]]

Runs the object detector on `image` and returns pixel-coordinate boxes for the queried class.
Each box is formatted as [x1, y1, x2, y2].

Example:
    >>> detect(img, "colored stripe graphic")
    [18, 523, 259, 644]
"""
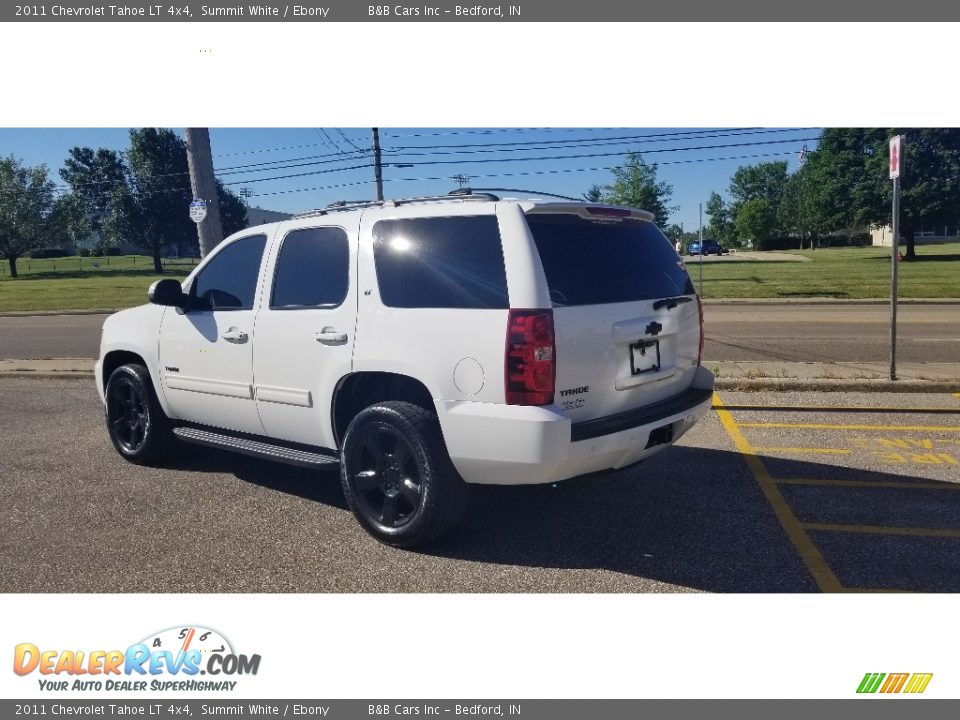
[904, 673, 933, 694]
[880, 673, 909, 693]
[857, 672, 932, 694]
[857, 673, 885, 693]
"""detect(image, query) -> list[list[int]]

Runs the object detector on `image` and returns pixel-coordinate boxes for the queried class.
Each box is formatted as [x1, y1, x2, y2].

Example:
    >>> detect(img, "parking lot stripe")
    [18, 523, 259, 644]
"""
[737, 422, 960, 432]
[802, 522, 960, 539]
[714, 404, 960, 415]
[753, 447, 852, 455]
[713, 392, 842, 592]
[776, 478, 960, 491]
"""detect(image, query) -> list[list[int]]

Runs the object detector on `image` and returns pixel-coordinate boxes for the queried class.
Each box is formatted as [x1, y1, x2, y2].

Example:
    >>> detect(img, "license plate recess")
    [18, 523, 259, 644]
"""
[630, 339, 660, 375]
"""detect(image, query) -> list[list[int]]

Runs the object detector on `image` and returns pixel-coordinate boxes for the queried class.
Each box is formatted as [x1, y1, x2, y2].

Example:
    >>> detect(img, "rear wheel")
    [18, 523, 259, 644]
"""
[104, 363, 173, 465]
[340, 401, 468, 548]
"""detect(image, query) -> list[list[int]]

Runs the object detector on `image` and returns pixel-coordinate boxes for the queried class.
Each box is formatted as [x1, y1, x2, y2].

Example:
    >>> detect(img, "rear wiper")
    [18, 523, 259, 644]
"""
[652, 296, 694, 310]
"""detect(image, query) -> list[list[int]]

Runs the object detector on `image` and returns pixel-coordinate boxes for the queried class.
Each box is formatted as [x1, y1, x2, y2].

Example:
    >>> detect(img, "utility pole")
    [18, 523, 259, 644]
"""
[185, 128, 224, 258]
[372, 128, 384, 201]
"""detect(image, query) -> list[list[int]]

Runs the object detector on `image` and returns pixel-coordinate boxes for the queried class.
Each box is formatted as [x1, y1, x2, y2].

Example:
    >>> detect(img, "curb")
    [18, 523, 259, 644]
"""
[0, 309, 118, 317]
[0, 371, 92, 380]
[713, 377, 960, 393]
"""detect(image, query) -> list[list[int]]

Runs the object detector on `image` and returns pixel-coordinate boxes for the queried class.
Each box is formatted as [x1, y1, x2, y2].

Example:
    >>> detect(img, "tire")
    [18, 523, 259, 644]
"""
[104, 363, 174, 465]
[340, 401, 469, 548]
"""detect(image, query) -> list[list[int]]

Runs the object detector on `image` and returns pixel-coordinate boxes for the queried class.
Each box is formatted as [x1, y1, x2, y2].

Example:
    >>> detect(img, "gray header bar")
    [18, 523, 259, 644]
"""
[5, 0, 959, 21]
[4, 700, 960, 718]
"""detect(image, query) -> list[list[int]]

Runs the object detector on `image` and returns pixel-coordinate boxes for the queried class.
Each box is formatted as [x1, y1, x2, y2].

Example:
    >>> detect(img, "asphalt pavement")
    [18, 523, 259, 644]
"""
[3, 378, 960, 593]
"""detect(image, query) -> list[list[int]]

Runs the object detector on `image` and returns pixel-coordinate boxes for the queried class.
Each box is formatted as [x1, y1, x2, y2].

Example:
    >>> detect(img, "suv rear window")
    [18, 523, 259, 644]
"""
[525, 214, 695, 306]
[372, 215, 509, 309]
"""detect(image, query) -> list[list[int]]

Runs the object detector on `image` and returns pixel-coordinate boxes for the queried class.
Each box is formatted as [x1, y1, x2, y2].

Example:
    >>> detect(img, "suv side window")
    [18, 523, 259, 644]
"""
[270, 227, 350, 309]
[372, 215, 509, 309]
[191, 234, 267, 311]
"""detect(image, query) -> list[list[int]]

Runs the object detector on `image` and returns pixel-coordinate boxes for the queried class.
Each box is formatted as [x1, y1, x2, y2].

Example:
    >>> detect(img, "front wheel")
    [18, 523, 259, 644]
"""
[340, 401, 468, 548]
[104, 363, 173, 465]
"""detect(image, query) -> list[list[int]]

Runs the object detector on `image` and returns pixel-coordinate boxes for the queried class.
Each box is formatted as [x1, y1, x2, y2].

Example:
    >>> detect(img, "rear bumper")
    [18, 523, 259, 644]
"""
[437, 365, 715, 485]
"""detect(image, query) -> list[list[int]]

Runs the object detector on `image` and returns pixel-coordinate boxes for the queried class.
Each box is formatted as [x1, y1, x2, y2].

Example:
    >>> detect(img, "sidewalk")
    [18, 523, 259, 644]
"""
[3, 357, 958, 392]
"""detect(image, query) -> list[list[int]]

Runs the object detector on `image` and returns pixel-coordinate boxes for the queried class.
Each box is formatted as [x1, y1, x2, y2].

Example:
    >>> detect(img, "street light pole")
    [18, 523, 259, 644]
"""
[698, 201, 704, 296]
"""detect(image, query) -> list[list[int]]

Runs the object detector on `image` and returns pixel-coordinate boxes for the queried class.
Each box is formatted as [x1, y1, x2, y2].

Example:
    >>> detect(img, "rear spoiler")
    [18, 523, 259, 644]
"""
[523, 203, 655, 222]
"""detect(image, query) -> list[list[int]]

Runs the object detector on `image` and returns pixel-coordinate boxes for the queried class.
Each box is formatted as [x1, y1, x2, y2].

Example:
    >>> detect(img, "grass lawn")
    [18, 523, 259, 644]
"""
[0, 256, 198, 312]
[691, 242, 960, 299]
[0, 246, 957, 312]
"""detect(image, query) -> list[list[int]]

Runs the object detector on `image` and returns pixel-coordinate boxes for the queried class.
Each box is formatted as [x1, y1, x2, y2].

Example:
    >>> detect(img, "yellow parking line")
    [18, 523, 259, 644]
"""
[713, 392, 842, 592]
[737, 422, 960, 432]
[754, 447, 852, 455]
[776, 478, 960, 491]
[803, 522, 960, 539]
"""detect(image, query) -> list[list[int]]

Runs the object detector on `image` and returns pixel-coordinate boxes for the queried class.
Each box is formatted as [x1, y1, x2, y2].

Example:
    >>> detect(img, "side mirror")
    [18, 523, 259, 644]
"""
[148, 279, 188, 309]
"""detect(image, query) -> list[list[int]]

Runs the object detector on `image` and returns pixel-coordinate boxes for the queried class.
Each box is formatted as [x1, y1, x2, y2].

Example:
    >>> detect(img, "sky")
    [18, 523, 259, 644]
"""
[0, 127, 820, 230]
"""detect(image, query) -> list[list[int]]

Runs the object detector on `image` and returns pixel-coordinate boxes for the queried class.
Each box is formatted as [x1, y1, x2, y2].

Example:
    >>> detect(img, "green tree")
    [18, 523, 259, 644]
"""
[734, 198, 776, 249]
[729, 161, 789, 242]
[800, 129, 886, 244]
[604, 153, 675, 227]
[802, 128, 960, 259]
[882, 129, 960, 259]
[59, 147, 130, 248]
[216, 178, 248, 236]
[778, 164, 829, 250]
[0, 158, 66, 278]
[125, 128, 197, 272]
[582, 184, 604, 202]
[704, 191, 735, 246]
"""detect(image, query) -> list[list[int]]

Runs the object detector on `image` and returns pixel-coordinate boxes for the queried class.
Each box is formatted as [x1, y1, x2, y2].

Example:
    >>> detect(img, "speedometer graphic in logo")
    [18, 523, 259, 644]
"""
[139, 626, 233, 659]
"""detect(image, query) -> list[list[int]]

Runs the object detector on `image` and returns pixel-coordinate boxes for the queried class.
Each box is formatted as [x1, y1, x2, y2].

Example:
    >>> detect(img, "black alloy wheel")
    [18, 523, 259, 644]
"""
[351, 422, 424, 529]
[104, 363, 173, 464]
[107, 374, 149, 453]
[340, 401, 468, 548]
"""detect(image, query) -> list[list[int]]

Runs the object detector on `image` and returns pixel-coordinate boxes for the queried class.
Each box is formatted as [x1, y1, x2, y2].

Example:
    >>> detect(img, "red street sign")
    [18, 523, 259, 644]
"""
[889, 135, 902, 179]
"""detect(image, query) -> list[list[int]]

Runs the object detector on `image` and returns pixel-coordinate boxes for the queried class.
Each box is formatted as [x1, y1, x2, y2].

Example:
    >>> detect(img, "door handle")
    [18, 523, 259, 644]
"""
[221, 327, 248, 343]
[315, 328, 348, 345]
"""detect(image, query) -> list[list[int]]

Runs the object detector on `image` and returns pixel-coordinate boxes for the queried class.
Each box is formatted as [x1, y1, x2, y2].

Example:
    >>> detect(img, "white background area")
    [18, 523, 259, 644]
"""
[1, 20, 957, 700]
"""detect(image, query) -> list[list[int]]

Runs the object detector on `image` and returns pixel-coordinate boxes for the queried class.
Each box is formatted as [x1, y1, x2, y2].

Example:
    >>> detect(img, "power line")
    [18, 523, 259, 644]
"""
[385, 127, 801, 150]
[249, 149, 802, 199]
[216, 135, 816, 188]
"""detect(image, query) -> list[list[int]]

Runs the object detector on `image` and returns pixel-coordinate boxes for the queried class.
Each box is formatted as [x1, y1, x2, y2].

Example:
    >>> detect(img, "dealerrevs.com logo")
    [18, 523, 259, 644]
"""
[857, 672, 933, 695]
[13, 626, 261, 693]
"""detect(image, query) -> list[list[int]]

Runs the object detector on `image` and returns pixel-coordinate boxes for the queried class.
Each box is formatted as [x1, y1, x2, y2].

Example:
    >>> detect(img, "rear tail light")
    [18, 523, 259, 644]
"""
[505, 309, 555, 406]
[696, 295, 705, 365]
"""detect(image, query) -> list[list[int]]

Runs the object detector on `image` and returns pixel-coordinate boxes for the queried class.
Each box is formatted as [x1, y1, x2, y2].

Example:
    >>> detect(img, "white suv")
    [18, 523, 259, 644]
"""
[96, 191, 714, 547]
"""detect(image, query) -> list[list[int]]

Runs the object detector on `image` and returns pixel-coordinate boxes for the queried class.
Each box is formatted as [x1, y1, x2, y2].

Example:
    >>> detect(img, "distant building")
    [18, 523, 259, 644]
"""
[872, 224, 960, 247]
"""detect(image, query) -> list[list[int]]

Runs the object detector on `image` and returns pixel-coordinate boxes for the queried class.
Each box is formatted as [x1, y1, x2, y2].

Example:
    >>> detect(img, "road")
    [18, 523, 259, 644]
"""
[703, 304, 960, 362]
[4, 378, 960, 593]
[1, 304, 958, 363]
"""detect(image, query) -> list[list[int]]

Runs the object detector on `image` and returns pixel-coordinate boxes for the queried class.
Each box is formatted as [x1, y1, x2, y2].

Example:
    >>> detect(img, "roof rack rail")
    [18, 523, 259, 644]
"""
[293, 190, 499, 218]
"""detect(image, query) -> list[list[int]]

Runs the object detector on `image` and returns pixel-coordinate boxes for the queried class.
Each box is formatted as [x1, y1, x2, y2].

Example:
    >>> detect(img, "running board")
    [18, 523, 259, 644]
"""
[173, 427, 339, 468]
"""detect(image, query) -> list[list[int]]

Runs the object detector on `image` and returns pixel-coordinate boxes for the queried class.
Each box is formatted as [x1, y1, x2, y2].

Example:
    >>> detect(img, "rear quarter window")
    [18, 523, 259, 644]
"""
[525, 213, 695, 306]
[372, 215, 509, 309]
